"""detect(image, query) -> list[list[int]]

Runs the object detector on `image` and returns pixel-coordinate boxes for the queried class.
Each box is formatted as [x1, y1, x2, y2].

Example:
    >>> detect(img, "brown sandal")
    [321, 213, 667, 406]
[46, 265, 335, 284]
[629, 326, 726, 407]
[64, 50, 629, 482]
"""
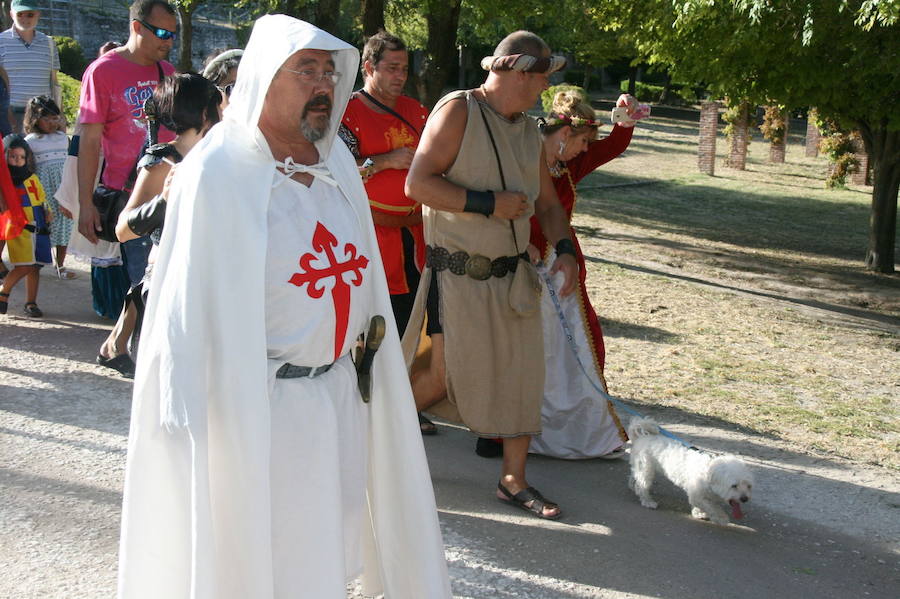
[497, 482, 561, 520]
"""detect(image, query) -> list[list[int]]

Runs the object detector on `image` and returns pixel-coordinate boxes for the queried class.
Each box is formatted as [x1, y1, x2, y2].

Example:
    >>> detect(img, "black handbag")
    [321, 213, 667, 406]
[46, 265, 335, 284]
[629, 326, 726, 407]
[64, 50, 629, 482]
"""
[92, 184, 130, 243]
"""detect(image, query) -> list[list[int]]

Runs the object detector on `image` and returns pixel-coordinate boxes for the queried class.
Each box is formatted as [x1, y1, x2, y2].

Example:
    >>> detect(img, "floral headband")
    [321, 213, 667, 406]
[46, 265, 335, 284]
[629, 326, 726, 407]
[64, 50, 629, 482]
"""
[545, 113, 599, 128]
[480, 53, 567, 74]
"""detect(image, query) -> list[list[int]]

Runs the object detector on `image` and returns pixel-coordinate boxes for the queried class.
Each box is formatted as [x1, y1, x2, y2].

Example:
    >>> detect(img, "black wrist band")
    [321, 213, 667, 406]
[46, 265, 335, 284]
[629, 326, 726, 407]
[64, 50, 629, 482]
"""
[555, 238, 576, 257]
[464, 189, 495, 216]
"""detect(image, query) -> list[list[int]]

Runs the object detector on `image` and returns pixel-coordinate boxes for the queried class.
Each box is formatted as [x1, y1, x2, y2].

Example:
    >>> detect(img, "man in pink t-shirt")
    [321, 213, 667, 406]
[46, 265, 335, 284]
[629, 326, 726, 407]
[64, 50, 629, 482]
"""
[77, 0, 176, 244]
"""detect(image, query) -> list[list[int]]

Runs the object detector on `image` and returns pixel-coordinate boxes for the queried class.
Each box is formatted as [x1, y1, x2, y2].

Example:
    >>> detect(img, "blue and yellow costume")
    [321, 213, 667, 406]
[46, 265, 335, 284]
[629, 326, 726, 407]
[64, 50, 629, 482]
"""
[7, 173, 52, 266]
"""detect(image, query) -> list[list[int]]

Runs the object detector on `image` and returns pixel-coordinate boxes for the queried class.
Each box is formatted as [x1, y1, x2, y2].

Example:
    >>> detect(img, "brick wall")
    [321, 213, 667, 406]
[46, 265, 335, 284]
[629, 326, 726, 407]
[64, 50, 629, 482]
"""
[769, 108, 788, 164]
[698, 100, 719, 175]
[805, 109, 820, 157]
[851, 135, 871, 186]
[727, 104, 749, 170]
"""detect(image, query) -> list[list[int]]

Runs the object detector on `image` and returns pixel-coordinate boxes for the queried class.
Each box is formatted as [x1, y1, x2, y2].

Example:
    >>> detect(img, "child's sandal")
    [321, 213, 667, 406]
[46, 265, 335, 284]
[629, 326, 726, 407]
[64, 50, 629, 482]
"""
[23, 302, 43, 318]
[0, 291, 9, 315]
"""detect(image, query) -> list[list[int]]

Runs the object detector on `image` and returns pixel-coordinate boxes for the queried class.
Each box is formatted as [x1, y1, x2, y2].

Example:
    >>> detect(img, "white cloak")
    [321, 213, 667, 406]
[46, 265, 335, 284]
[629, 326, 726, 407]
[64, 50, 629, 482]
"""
[117, 15, 451, 599]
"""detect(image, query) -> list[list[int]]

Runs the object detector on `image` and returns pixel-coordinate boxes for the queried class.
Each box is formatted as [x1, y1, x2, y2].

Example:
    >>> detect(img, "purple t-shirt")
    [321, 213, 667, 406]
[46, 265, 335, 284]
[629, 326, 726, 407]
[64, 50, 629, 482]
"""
[78, 51, 175, 190]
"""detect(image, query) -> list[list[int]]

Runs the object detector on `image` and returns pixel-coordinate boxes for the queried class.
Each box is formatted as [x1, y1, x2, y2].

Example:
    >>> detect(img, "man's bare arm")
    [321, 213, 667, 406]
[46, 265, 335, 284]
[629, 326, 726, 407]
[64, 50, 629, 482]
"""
[405, 98, 526, 220]
[77, 122, 104, 244]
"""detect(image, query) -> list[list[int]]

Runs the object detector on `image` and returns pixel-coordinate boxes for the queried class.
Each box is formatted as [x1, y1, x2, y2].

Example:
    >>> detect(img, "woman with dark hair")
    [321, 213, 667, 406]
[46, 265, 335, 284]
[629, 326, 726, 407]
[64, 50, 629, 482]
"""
[117, 72, 220, 243]
[107, 72, 220, 356]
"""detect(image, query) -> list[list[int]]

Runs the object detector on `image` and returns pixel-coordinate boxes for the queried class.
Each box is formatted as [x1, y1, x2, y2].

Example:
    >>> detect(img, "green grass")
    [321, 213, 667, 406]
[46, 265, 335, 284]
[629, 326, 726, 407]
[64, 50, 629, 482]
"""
[576, 116, 900, 468]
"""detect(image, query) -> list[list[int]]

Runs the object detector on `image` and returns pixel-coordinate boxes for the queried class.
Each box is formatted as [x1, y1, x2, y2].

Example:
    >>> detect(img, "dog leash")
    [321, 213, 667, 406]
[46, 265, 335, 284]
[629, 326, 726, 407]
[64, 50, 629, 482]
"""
[540, 267, 700, 451]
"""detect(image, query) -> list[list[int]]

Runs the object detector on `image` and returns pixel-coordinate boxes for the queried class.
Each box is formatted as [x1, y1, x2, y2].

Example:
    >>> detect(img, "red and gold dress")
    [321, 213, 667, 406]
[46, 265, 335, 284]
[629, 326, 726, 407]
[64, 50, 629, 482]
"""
[529, 124, 633, 458]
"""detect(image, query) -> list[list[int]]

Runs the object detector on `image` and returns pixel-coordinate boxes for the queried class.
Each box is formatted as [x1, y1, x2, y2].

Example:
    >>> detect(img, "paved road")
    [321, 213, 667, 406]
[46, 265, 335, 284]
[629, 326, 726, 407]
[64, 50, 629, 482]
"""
[2, 263, 898, 598]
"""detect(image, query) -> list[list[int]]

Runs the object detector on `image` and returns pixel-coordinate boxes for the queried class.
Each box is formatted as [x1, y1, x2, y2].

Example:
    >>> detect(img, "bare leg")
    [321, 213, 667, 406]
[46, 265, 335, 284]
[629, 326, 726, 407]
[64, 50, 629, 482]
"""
[411, 333, 447, 412]
[55, 246, 68, 269]
[100, 299, 137, 358]
[496, 435, 560, 518]
[1, 265, 31, 294]
[24, 267, 39, 303]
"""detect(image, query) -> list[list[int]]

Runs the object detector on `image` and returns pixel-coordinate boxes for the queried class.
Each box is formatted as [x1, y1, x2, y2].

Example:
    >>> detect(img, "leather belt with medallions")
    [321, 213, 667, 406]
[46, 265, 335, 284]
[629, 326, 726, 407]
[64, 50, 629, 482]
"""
[425, 245, 528, 281]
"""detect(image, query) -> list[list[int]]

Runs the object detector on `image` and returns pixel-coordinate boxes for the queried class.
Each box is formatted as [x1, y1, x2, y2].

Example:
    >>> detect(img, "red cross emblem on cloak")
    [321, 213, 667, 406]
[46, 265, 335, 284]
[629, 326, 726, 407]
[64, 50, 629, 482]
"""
[25, 178, 40, 200]
[288, 221, 369, 361]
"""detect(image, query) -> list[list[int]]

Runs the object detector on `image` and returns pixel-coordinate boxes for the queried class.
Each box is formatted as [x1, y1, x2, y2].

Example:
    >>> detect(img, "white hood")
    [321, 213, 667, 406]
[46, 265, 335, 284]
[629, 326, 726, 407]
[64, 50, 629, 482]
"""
[118, 15, 451, 599]
[225, 14, 358, 161]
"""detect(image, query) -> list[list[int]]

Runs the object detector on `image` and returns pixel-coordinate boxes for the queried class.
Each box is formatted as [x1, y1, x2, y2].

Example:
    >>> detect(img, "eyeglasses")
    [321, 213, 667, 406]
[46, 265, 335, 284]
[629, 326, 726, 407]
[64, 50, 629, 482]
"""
[136, 19, 177, 41]
[216, 83, 234, 98]
[279, 68, 342, 86]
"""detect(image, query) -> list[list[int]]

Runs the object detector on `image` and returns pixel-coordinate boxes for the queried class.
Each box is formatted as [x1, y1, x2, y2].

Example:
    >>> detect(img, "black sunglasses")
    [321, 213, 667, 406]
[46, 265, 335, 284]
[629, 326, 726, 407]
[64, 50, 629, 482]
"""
[136, 19, 177, 41]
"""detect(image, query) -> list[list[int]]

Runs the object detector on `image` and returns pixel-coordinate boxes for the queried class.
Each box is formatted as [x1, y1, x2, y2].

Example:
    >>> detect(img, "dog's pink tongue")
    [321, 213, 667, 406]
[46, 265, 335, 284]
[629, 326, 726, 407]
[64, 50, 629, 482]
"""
[730, 500, 744, 520]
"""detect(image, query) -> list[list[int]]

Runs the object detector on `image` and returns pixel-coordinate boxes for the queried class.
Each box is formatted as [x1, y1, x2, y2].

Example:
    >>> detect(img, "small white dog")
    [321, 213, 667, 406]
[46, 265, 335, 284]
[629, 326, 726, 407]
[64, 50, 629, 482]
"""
[627, 418, 754, 525]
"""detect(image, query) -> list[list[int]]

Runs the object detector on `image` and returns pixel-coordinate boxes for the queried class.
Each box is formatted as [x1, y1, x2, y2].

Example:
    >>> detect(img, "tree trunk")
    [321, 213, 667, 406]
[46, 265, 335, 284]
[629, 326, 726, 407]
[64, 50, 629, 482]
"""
[627, 65, 637, 96]
[314, 0, 340, 35]
[659, 71, 672, 104]
[361, 0, 386, 37]
[177, 6, 194, 72]
[582, 65, 593, 92]
[859, 125, 899, 273]
[418, 0, 462, 109]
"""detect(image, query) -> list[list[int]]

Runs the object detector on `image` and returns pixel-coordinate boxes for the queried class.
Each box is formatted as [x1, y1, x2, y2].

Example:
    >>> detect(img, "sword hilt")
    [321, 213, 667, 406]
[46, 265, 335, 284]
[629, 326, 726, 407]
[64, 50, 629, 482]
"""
[356, 315, 385, 403]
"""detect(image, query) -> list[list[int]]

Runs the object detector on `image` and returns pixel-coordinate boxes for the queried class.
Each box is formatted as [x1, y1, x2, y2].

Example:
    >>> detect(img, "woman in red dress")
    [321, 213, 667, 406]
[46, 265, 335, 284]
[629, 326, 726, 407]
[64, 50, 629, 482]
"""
[528, 90, 639, 459]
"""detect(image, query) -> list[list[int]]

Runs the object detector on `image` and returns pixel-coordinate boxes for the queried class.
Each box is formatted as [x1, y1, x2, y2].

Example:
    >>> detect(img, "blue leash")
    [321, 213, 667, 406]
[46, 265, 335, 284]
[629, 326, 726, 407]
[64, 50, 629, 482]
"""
[539, 266, 699, 451]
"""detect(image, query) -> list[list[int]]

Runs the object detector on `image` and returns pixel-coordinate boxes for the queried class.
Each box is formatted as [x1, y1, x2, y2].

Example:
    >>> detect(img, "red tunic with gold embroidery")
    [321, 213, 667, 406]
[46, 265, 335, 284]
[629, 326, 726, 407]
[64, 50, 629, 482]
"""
[340, 95, 429, 295]
[530, 124, 634, 368]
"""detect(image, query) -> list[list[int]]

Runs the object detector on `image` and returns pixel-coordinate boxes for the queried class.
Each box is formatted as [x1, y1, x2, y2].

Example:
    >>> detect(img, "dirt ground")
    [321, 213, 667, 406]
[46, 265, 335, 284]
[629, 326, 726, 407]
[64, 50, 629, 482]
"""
[569, 115, 899, 470]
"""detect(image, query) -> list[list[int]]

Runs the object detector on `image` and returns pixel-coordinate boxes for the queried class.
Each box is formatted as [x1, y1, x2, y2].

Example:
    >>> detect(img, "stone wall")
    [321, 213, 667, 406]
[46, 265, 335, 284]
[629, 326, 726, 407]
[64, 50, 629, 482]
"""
[68, 6, 238, 70]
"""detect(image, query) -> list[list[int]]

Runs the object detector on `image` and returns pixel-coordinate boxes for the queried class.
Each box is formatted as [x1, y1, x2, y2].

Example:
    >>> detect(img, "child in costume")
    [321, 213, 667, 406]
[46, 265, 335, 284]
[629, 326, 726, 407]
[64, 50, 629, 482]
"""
[0, 134, 52, 317]
[25, 96, 73, 278]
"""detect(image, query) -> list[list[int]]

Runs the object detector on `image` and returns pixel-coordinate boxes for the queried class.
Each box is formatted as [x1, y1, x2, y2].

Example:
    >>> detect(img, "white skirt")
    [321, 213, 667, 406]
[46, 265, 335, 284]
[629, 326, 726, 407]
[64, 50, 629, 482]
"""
[529, 262, 625, 459]
[269, 354, 369, 598]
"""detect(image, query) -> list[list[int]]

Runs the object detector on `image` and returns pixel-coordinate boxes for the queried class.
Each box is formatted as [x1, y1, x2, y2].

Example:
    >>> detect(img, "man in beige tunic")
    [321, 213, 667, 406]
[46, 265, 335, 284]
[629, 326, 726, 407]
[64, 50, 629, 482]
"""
[404, 31, 577, 519]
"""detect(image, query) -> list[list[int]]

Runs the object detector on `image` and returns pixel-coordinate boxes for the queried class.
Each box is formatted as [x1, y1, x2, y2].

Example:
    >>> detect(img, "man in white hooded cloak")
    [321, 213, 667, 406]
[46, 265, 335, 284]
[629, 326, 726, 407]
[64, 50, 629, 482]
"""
[116, 15, 451, 599]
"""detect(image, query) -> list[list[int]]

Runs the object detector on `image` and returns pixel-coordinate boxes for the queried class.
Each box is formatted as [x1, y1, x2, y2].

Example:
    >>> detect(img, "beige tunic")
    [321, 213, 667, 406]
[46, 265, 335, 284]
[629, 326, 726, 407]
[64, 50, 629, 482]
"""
[403, 90, 544, 436]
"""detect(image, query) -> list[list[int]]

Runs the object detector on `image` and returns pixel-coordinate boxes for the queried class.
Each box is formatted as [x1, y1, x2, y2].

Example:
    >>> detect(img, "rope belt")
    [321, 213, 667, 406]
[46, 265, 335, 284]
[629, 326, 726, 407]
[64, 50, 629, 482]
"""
[426, 244, 528, 281]
[540, 267, 700, 451]
[275, 361, 334, 379]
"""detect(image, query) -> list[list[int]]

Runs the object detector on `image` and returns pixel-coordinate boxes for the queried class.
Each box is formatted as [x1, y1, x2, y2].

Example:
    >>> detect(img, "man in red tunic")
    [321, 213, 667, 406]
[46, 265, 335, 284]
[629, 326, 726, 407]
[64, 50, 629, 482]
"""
[339, 30, 435, 433]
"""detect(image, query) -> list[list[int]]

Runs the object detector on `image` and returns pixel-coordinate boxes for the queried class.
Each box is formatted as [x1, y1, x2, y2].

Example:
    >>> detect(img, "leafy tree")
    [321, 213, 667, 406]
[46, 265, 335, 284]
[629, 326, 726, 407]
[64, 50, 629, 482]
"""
[53, 36, 88, 80]
[590, 0, 900, 272]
